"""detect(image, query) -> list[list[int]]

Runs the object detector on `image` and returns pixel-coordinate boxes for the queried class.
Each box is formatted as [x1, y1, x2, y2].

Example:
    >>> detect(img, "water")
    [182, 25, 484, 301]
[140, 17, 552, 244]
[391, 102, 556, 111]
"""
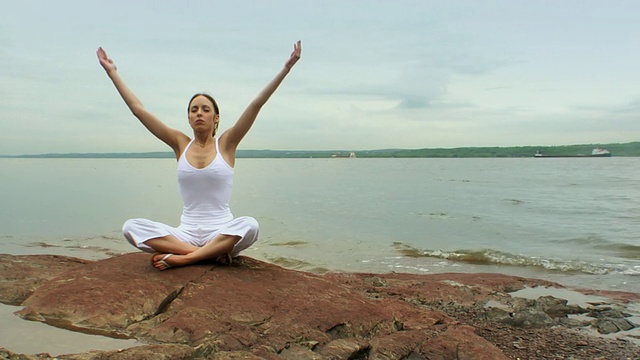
[1, 157, 639, 294]
[0, 303, 140, 355]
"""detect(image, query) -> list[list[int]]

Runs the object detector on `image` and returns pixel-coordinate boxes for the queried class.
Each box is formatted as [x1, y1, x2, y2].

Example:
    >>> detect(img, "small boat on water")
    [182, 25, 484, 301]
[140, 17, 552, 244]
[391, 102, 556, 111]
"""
[534, 148, 612, 158]
[331, 151, 357, 158]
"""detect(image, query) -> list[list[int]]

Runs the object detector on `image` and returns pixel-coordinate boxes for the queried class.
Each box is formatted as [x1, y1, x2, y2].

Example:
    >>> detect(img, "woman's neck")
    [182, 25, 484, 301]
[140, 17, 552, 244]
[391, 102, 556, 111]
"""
[193, 134, 213, 148]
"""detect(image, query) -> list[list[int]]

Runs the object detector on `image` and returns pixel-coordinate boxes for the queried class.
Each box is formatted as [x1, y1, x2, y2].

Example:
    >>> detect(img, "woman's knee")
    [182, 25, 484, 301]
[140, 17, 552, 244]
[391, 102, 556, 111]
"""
[241, 216, 260, 240]
[232, 216, 259, 233]
[122, 218, 144, 232]
[245, 216, 259, 232]
[122, 218, 146, 249]
[242, 217, 260, 244]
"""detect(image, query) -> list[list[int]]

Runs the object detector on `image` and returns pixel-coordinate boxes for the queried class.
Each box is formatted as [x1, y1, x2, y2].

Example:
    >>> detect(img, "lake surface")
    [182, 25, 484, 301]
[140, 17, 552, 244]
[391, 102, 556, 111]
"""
[1, 157, 639, 294]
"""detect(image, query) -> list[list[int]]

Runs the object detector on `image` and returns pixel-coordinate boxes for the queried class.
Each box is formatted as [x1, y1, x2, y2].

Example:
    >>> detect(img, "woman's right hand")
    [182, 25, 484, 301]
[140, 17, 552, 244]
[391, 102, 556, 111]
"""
[97, 47, 117, 73]
[284, 40, 302, 70]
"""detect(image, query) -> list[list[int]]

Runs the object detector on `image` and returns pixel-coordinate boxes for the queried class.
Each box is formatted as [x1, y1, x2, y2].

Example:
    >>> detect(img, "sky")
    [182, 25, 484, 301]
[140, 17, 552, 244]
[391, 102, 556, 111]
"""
[2, 0, 639, 155]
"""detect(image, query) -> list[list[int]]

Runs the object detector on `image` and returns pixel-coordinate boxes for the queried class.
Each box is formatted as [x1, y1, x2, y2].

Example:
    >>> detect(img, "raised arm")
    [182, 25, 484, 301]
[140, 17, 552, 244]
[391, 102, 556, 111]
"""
[97, 47, 187, 155]
[221, 41, 302, 153]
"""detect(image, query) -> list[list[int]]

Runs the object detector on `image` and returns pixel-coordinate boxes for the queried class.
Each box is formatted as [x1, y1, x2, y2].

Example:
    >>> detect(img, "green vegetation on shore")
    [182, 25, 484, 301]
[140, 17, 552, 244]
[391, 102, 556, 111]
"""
[3, 141, 639, 159]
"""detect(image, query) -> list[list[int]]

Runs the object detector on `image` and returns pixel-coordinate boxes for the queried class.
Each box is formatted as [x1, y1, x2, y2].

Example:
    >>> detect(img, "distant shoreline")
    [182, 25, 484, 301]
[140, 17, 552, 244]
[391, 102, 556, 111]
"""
[1, 141, 639, 158]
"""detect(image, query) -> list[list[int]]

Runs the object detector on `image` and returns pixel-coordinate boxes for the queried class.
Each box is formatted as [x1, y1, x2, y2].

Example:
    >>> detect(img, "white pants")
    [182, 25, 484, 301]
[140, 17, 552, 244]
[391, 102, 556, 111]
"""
[122, 216, 259, 257]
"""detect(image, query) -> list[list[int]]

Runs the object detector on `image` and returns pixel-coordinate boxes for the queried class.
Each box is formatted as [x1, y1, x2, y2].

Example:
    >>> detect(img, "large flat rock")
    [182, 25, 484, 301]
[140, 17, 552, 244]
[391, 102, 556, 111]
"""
[3, 253, 638, 359]
[0, 254, 90, 306]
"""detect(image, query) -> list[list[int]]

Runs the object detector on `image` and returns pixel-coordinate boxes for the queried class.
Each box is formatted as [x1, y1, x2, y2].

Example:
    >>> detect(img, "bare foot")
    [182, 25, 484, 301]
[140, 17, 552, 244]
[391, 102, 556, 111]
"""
[216, 253, 233, 266]
[151, 253, 186, 270]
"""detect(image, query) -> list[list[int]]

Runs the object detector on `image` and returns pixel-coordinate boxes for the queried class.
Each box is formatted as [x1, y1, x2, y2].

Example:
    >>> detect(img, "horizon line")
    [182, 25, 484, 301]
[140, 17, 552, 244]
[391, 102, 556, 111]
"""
[1, 140, 637, 158]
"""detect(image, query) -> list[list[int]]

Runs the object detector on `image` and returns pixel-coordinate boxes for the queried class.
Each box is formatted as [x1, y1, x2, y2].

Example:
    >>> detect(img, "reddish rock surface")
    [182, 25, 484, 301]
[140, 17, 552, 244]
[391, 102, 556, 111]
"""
[1, 253, 639, 359]
[0, 254, 90, 306]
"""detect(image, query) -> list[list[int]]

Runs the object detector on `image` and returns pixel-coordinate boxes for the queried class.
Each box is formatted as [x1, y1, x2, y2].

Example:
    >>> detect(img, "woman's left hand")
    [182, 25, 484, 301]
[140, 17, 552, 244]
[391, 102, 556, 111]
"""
[285, 40, 302, 70]
[97, 47, 117, 73]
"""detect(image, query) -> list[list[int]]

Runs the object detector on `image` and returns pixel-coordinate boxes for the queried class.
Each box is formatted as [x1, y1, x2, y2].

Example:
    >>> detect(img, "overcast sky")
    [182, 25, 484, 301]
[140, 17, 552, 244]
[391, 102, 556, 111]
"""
[2, 0, 639, 155]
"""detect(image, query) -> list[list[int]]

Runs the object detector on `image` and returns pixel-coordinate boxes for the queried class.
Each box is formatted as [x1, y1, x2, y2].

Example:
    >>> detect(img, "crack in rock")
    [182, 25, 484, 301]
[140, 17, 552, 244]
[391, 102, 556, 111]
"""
[154, 286, 185, 316]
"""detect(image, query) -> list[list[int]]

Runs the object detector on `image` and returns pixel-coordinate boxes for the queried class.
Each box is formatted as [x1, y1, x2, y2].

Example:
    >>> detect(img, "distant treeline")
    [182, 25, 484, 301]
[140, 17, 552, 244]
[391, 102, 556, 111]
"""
[4, 141, 640, 159]
[353, 141, 640, 158]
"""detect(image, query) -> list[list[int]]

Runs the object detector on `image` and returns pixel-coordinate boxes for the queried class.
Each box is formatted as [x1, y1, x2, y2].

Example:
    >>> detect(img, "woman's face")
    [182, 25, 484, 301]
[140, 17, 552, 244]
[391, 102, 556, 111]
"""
[188, 95, 219, 133]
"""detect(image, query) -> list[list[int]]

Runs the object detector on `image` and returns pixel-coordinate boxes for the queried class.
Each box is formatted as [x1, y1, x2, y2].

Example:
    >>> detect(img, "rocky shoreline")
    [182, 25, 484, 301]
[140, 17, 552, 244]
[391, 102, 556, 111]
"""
[1, 253, 639, 359]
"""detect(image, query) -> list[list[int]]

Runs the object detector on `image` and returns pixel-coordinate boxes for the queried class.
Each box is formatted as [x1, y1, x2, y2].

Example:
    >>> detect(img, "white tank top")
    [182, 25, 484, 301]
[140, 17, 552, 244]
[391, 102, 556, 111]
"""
[177, 138, 235, 226]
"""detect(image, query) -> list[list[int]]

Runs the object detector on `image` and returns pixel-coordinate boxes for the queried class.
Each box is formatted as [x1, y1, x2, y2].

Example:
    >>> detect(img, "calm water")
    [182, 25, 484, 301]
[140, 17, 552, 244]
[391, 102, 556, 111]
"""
[1, 157, 639, 293]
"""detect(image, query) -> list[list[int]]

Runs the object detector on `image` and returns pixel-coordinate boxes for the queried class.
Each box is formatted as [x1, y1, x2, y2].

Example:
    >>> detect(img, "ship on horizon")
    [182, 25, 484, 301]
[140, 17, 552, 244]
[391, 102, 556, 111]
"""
[331, 151, 357, 158]
[534, 148, 612, 158]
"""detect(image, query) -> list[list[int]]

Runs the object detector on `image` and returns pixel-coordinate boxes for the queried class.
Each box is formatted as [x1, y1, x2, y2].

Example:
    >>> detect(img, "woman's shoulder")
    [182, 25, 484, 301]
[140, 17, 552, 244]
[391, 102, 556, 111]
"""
[216, 132, 237, 167]
[217, 131, 231, 148]
[174, 133, 193, 159]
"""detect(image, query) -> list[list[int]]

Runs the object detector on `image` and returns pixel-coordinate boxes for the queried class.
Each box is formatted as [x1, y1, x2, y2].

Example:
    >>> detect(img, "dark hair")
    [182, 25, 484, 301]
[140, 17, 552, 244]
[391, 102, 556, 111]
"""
[188, 93, 220, 135]
[188, 93, 219, 115]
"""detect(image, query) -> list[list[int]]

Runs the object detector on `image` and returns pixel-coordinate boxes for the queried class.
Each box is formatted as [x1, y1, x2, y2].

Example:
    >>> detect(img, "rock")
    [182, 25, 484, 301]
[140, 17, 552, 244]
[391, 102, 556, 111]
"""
[317, 338, 370, 359]
[59, 344, 195, 359]
[594, 318, 637, 334]
[5, 253, 509, 359]
[1, 346, 40, 360]
[507, 308, 555, 328]
[558, 317, 591, 328]
[279, 344, 324, 360]
[595, 319, 622, 335]
[0, 254, 90, 305]
[419, 325, 509, 360]
[1, 344, 195, 360]
[588, 307, 632, 319]
[368, 330, 435, 360]
[534, 295, 585, 317]
[18, 253, 211, 337]
[611, 318, 636, 332]
[2, 253, 639, 359]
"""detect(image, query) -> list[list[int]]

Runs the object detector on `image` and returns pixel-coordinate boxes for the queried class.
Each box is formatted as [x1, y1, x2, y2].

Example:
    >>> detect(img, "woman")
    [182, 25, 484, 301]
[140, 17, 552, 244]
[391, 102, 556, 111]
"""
[97, 41, 302, 270]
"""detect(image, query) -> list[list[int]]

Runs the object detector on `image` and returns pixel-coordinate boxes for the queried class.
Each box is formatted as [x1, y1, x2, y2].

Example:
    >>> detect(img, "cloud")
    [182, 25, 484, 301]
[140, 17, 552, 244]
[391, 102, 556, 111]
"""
[1, 1, 640, 155]
[397, 96, 431, 109]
